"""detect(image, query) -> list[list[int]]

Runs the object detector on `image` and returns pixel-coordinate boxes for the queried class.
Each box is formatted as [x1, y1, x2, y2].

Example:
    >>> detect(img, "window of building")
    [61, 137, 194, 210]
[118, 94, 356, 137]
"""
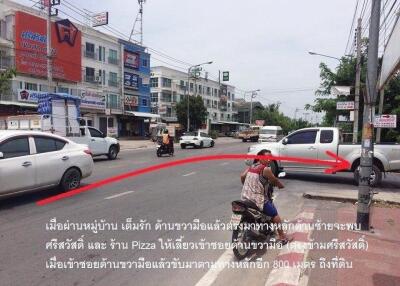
[98, 46, 106, 62]
[228, 92, 231, 100]
[108, 49, 118, 65]
[142, 99, 148, 106]
[150, 78, 159, 88]
[58, 86, 69, 94]
[162, 78, 172, 88]
[25, 82, 38, 91]
[85, 67, 95, 82]
[98, 69, 106, 85]
[151, 92, 159, 102]
[190, 83, 194, 92]
[109, 72, 118, 87]
[232, 93, 235, 101]
[143, 59, 148, 67]
[180, 80, 185, 88]
[85, 42, 95, 58]
[34, 137, 66, 153]
[214, 89, 218, 97]
[0, 137, 30, 159]
[198, 85, 202, 94]
[207, 87, 211, 95]
[107, 94, 119, 109]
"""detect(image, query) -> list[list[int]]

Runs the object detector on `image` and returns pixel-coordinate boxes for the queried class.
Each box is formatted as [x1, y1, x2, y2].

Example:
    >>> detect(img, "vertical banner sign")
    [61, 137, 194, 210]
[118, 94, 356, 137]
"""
[14, 11, 82, 82]
[223, 71, 229, 81]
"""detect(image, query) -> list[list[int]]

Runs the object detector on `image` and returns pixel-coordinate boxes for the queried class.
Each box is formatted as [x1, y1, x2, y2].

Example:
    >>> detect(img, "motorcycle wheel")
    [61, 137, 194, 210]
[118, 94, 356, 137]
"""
[232, 223, 251, 260]
[156, 150, 162, 157]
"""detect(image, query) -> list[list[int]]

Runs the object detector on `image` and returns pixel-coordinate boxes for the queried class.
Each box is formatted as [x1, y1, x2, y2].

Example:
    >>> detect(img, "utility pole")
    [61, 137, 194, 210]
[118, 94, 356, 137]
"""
[353, 18, 362, 144]
[249, 91, 257, 125]
[357, 0, 381, 231]
[47, 2, 53, 93]
[376, 89, 385, 142]
[130, 0, 146, 44]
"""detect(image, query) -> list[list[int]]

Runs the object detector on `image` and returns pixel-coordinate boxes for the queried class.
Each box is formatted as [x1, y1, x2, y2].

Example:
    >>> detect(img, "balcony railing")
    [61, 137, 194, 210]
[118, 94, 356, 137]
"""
[84, 50, 96, 59]
[108, 80, 119, 87]
[108, 57, 119, 65]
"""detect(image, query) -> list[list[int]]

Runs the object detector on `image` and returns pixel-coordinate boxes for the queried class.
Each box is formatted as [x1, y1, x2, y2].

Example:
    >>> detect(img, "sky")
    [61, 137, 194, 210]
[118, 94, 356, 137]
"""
[17, 0, 357, 120]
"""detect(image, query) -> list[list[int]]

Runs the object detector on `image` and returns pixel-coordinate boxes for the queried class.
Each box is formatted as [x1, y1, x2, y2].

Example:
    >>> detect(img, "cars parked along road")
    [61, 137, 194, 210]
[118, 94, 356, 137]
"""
[0, 130, 93, 198]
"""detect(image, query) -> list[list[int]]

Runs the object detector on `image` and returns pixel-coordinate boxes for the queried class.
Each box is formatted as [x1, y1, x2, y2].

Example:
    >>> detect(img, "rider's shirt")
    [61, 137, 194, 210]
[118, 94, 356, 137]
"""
[241, 163, 269, 210]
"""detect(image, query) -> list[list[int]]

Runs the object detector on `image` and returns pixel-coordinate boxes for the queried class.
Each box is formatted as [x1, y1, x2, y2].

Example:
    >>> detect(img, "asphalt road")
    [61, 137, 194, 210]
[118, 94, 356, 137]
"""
[0, 141, 399, 286]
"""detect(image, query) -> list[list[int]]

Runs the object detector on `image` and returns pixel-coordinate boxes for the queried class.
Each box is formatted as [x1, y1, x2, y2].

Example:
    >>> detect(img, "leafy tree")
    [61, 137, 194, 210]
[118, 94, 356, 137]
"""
[176, 95, 208, 131]
[0, 68, 16, 100]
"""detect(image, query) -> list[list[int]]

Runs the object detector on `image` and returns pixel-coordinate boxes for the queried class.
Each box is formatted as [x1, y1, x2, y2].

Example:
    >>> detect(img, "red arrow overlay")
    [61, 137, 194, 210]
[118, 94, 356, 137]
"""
[36, 151, 350, 206]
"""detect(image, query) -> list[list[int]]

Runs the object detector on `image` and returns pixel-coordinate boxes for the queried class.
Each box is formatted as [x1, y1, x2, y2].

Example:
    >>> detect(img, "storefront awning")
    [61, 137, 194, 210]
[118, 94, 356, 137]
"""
[212, 121, 244, 125]
[0, 100, 37, 108]
[125, 111, 161, 118]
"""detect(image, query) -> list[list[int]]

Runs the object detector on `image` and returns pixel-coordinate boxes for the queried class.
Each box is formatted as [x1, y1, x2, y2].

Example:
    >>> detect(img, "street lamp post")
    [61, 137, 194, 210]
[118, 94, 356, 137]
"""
[186, 61, 213, 132]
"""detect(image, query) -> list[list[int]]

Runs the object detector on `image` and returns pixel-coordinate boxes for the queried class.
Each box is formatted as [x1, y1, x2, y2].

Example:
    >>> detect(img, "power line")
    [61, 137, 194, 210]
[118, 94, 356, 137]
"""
[345, 0, 360, 55]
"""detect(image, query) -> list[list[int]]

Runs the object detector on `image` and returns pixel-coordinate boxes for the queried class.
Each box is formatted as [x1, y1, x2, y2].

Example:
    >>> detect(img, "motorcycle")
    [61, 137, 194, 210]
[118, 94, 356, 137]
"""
[156, 143, 174, 157]
[230, 172, 286, 260]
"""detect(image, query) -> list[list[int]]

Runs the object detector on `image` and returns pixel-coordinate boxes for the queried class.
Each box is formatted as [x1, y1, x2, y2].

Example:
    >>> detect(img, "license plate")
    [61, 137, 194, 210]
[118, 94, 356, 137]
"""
[230, 214, 242, 227]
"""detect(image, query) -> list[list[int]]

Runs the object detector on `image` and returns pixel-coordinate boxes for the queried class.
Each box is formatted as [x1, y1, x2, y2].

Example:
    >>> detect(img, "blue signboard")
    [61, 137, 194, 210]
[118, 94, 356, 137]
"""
[124, 72, 139, 89]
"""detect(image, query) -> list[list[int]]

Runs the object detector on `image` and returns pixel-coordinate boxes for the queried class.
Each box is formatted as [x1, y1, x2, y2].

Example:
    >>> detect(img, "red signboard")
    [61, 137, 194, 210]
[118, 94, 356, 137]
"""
[124, 50, 139, 69]
[15, 11, 82, 82]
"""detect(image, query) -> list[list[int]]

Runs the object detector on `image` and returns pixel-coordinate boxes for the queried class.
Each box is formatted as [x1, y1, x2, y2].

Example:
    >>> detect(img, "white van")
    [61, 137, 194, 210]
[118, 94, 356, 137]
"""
[258, 126, 283, 143]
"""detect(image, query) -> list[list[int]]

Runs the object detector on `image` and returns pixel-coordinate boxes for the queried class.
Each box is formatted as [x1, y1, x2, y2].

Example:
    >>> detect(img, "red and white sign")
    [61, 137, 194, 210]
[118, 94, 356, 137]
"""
[92, 12, 109, 27]
[255, 120, 265, 126]
[336, 101, 355, 110]
[374, 114, 397, 128]
[14, 11, 82, 82]
[124, 50, 139, 69]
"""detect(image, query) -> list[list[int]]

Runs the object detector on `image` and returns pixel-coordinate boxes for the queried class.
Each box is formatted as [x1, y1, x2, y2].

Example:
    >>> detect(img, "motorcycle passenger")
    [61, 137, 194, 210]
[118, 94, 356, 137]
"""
[162, 129, 172, 153]
[240, 149, 292, 245]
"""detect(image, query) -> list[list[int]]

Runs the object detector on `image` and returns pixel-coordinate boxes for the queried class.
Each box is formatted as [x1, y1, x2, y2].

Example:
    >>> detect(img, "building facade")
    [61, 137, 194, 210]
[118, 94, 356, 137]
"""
[0, 0, 153, 137]
[150, 66, 238, 132]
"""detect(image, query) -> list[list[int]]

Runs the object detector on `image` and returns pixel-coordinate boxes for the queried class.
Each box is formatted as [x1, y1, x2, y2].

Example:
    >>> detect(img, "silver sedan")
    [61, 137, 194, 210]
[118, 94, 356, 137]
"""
[0, 130, 94, 198]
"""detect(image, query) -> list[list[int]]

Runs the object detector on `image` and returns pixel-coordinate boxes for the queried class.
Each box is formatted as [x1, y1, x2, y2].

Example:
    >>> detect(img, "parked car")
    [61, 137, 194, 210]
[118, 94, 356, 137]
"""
[179, 131, 215, 149]
[247, 127, 400, 187]
[71, 126, 120, 160]
[0, 130, 94, 198]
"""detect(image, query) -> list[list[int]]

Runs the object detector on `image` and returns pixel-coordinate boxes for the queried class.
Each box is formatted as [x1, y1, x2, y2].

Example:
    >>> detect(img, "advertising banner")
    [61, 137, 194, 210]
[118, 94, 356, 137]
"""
[17, 89, 47, 103]
[92, 12, 109, 27]
[124, 72, 139, 89]
[255, 120, 265, 126]
[124, 95, 139, 107]
[124, 50, 139, 69]
[80, 90, 105, 110]
[374, 114, 397, 128]
[15, 11, 82, 82]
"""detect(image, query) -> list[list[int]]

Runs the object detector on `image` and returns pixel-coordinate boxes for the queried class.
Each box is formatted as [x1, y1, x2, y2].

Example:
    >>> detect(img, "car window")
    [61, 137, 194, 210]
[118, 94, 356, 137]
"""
[320, 130, 334, 144]
[184, 132, 196, 136]
[287, 130, 317, 144]
[200, 132, 208, 138]
[34, 137, 67, 153]
[0, 137, 30, 159]
[89, 128, 103, 138]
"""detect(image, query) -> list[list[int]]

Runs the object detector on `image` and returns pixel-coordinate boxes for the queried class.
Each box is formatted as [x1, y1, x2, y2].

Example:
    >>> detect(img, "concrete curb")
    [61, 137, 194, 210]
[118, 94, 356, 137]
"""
[303, 192, 400, 207]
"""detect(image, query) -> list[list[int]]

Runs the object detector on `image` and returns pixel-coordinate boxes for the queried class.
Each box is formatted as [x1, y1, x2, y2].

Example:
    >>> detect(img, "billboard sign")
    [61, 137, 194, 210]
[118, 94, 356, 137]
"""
[124, 50, 139, 69]
[17, 89, 47, 103]
[255, 120, 265, 126]
[336, 101, 355, 110]
[14, 11, 81, 82]
[92, 12, 109, 27]
[374, 114, 397, 128]
[124, 95, 139, 107]
[124, 72, 139, 89]
[80, 90, 105, 110]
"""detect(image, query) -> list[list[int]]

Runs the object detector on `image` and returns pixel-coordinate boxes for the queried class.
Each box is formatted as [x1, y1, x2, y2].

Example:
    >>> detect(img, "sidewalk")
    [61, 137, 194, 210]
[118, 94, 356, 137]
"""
[305, 203, 400, 286]
[118, 136, 241, 151]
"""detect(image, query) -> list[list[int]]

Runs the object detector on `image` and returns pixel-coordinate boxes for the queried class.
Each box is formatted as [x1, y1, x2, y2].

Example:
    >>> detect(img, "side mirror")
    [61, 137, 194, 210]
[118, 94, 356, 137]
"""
[278, 172, 286, 178]
[282, 138, 289, 145]
[0, 152, 4, 159]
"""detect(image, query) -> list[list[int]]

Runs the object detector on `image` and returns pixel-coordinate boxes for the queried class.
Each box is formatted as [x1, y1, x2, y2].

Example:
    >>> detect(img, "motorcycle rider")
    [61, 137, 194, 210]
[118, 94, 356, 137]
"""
[240, 149, 292, 245]
[161, 129, 173, 153]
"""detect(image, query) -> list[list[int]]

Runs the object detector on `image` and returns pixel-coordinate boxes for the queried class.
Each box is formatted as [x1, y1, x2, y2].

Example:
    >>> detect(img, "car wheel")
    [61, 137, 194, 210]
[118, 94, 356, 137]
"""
[60, 168, 81, 192]
[242, 138, 247, 142]
[107, 145, 118, 160]
[199, 141, 204, 148]
[181, 144, 186, 149]
[210, 140, 215, 147]
[353, 164, 382, 187]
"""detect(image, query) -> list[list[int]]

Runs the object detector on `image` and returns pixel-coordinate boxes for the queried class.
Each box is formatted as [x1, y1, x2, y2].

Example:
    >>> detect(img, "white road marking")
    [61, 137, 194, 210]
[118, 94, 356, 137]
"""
[265, 267, 301, 286]
[104, 191, 135, 200]
[220, 162, 229, 166]
[194, 250, 234, 286]
[182, 172, 196, 177]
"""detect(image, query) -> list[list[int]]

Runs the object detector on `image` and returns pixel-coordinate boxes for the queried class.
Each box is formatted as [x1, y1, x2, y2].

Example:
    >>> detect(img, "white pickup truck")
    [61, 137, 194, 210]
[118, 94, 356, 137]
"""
[72, 126, 120, 160]
[247, 127, 400, 186]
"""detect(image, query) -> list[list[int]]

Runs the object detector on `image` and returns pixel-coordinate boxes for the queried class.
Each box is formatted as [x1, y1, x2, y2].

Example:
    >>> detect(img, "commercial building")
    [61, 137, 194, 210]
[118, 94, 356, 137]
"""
[235, 98, 264, 124]
[150, 66, 238, 133]
[0, 0, 153, 137]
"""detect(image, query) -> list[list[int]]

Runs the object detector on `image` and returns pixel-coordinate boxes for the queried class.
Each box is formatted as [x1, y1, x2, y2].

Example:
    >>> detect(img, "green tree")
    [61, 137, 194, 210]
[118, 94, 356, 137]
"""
[176, 95, 208, 131]
[0, 68, 16, 100]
